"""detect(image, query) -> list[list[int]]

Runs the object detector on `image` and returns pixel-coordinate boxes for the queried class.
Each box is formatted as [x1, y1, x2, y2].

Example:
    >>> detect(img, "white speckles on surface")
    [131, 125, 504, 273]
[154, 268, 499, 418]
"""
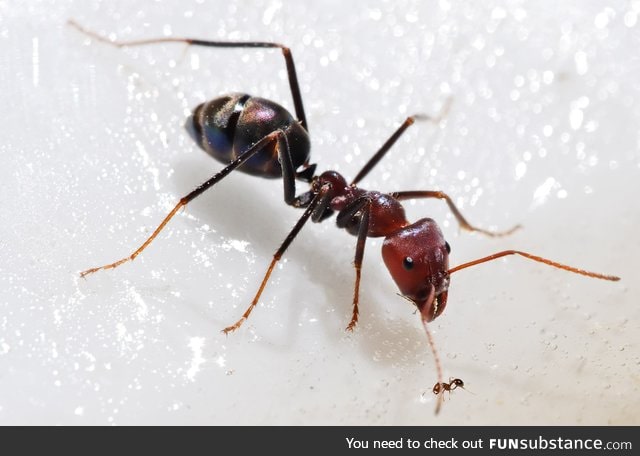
[186, 337, 206, 381]
[0, 0, 638, 425]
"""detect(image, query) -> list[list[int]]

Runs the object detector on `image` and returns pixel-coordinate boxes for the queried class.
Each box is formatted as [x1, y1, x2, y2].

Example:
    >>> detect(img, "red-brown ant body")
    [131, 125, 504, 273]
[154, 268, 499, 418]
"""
[432, 378, 467, 414]
[433, 378, 465, 396]
[69, 20, 620, 414]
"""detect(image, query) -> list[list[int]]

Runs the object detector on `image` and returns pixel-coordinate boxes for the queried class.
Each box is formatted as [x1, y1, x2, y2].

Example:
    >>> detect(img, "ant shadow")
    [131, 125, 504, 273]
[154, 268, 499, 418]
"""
[171, 154, 429, 368]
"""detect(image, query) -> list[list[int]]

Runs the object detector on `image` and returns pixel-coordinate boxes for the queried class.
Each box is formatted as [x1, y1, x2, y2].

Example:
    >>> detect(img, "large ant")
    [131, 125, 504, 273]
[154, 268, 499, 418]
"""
[69, 20, 620, 414]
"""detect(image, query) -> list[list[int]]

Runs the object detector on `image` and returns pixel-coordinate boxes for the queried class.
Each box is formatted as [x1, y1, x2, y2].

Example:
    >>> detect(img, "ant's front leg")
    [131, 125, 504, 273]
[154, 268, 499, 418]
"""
[390, 190, 521, 237]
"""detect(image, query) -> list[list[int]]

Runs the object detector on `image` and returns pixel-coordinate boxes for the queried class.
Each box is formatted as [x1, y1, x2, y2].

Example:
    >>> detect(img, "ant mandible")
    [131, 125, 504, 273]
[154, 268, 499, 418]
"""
[69, 20, 620, 414]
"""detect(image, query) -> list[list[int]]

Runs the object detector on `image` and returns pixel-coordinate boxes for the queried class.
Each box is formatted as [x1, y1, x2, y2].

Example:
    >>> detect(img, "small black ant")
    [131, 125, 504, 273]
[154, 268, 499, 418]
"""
[433, 377, 465, 396]
[432, 378, 467, 415]
[69, 20, 620, 415]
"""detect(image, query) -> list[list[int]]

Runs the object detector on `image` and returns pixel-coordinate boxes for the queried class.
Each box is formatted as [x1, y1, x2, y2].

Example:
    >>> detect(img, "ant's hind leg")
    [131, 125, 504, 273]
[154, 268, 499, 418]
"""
[67, 20, 308, 130]
[390, 190, 521, 237]
[80, 132, 279, 277]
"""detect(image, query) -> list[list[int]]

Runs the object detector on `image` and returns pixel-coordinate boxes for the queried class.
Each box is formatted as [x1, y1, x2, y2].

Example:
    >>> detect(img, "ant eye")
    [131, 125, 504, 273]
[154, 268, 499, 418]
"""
[402, 256, 414, 270]
[444, 241, 451, 254]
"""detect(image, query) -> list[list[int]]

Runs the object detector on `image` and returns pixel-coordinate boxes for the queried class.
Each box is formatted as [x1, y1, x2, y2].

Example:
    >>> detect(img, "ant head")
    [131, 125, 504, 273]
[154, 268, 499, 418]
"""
[382, 218, 451, 322]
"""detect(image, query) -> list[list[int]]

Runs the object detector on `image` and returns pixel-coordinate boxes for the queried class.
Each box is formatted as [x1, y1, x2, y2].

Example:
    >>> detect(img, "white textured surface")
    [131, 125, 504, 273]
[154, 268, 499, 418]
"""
[0, 0, 638, 425]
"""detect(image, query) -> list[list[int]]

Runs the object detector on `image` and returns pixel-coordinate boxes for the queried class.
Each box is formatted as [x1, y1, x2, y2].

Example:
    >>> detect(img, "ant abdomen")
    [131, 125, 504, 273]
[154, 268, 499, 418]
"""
[186, 93, 310, 178]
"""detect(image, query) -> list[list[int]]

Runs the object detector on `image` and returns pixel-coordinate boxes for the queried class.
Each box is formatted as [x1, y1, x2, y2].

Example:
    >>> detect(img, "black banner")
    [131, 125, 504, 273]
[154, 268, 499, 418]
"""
[1, 426, 636, 454]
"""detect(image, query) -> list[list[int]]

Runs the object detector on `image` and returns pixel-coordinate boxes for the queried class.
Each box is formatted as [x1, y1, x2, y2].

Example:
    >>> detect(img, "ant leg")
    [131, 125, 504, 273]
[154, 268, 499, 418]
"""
[351, 98, 452, 185]
[222, 184, 333, 334]
[391, 190, 521, 237]
[336, 197, 372, 331]
[80, 132, 280, 277]
[67, 20, 308, 130]
[276, 129, 297, 206]
[448, 250, 620, 281]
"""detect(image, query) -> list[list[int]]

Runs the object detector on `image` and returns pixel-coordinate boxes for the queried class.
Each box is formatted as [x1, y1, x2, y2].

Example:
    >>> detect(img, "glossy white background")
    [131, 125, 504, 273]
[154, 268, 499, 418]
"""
[0, 0, 638, 425]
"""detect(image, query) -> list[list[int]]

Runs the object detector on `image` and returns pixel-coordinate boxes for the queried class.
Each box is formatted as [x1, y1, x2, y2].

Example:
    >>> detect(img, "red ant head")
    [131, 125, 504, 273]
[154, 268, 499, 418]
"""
[382, 218, 451, 322]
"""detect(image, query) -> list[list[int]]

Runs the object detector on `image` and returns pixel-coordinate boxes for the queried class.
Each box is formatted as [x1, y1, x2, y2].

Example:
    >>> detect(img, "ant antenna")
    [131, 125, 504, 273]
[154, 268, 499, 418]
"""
[399, 293, 446, 415]
[422, 318, 445, 415]
[448, 250, 620, 281]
